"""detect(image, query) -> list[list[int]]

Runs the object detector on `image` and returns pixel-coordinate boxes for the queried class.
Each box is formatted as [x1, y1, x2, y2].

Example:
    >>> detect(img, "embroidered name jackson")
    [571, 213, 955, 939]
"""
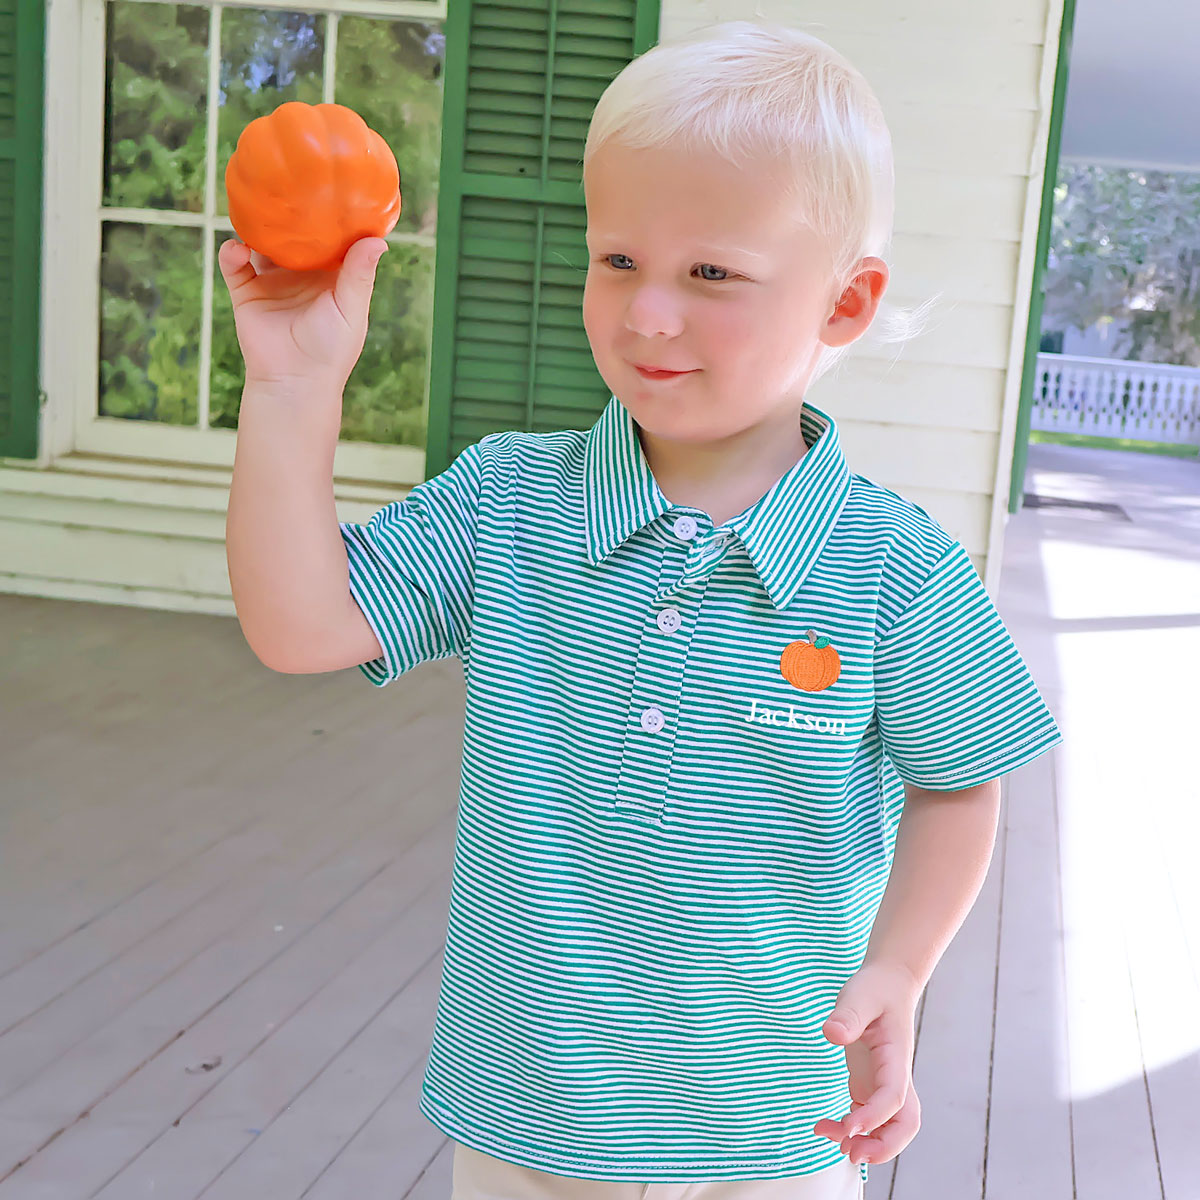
[745, 697, 848, 735]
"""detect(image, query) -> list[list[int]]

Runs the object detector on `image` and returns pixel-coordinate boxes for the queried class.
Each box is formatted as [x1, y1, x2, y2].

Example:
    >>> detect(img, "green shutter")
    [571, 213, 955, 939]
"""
[0, 0, 44, 459]
[1008, 0, 1075, 512]
[425, 0, 661, 477]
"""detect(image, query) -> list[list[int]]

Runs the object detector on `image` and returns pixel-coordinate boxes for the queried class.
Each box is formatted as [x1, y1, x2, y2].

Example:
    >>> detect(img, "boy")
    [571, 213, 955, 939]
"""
[221, 19, 1062, 1200]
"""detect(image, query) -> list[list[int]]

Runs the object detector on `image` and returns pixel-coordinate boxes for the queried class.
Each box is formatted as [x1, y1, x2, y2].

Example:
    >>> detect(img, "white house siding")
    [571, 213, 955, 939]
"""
[666, 0, 1064, 590]
[0, 0, 1064, 613]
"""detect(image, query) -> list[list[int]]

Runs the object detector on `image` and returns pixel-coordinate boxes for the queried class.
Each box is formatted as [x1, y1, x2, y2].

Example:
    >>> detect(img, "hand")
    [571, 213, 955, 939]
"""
[813, 962, 923, 1165]
[217, 236, 389, 395]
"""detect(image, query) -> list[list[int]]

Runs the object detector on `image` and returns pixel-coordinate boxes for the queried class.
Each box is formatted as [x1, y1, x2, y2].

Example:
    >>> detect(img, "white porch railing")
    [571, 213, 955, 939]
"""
[1030, 353, 1200, 446]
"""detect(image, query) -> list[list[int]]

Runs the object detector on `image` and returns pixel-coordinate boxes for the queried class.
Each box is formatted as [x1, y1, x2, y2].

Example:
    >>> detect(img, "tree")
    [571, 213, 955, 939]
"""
[1042, 163, 1200, 367]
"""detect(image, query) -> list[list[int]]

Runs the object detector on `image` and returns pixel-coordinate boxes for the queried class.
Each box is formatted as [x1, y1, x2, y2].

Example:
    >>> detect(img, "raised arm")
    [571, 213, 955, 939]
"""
[218, 236, 390, 674]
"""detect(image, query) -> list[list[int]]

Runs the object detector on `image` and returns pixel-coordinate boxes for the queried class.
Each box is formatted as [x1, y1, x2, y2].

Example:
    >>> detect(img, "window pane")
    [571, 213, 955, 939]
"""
[342, 241, 435, 447]
[99, 223, 203, 424]
[335, 17, 445, 237]
[217, 8, 325, 219]
[334, 16, 444, 448]
[103, 1, 209, 212]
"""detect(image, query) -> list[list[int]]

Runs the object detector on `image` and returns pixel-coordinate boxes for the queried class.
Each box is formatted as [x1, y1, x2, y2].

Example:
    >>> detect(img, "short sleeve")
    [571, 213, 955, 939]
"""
[873, 540, 1063, 789]
[338, 441, 482, 687]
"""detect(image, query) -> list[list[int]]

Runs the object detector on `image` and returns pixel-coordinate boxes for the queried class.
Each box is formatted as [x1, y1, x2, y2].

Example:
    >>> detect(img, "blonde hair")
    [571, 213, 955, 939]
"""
[582, 19, 940, 386]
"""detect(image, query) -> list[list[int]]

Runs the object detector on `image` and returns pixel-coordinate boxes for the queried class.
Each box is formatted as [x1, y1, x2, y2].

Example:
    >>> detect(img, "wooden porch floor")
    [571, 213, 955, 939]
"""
[1, 442, 1197, 1198]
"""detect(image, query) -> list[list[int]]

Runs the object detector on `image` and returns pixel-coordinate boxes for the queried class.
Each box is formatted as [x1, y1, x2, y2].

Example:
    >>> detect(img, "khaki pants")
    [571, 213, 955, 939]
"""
[451, 1142, 865, 1200]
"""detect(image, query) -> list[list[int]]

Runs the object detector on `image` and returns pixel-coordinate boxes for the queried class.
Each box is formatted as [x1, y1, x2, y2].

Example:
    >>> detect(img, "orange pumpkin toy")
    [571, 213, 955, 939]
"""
[224, 101, 401, 273]
[780, 630, 841, 692]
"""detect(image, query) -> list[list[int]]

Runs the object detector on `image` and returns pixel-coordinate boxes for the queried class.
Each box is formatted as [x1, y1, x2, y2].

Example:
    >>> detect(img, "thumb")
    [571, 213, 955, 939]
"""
[333, 237, 389, 323]
[824, 1008, 861, 1042]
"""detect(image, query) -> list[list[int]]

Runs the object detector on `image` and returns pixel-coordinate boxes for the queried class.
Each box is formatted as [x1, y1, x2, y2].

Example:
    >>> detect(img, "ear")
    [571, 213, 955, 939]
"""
[821, 257, 890, 349]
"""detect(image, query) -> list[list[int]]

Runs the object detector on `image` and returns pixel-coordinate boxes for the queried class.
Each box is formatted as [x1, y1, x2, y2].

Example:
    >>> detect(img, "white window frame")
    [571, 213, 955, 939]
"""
[40, 0, 446, 486]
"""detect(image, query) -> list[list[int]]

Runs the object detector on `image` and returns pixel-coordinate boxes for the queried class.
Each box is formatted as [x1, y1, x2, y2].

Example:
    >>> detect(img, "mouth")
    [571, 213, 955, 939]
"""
[633, 364, 697, 381]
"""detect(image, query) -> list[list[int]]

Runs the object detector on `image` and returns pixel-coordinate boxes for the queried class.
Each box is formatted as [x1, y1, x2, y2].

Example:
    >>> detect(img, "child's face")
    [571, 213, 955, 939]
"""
[582, 139, 876, 446]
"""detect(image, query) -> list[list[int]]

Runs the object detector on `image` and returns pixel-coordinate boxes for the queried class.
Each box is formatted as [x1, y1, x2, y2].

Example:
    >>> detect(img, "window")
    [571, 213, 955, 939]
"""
[60, 0, 445, 482]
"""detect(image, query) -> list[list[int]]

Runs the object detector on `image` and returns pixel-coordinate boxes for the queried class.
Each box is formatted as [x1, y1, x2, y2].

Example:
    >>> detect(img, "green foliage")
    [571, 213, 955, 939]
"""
[1029, 430, 1199, 459]
[335, 15, 444, 238]
[104, 3, 208, 211]
[100, 2, 445, 450]
[99, 223, 201, 424]
[1045, 164, 1200, 366]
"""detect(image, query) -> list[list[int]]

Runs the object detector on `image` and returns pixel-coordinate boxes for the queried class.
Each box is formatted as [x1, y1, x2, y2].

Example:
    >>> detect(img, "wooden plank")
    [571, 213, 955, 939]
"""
[811, 361, 1005, 434]
[888, 233, 1021, 309]
[0, 593, 466, 1195]
[896, 172, 1032, 245]
[0, 713, 459, 1101]
[0, 661, 396, 905]
[0, 597, 460, 962]
[838, 422, 999, 498]
[0, 520, 234, 603]
[851, 299, 1017, 371]
[889, 788, 1003, 1198]
[9, 838, 454, 1197]
[824, 34, 1044, 112]
[0, 573, 238, 617]
[0, 606, 265, 878]
[0, 649, 280, 893]
[1124, 802, 1200, 1200]
[99, 903, 448, 1199]
[986, 751, 1076, 1196]
[0, 765, 457, 1185]
[1020, 443, 1198, 1200]
[0, 704, 453, 1043]
[0, 665, 398, 968]
[305, 1066, 453, 1200]
[406, 1139, 456, 1200]
[0, 460, 408, 513]
[669, 0, 1051, 44]
[0, 492, 227, 540]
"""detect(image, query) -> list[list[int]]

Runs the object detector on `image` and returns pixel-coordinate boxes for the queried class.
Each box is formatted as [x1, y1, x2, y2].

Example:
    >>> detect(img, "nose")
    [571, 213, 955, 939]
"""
[624, 285, 685, 340]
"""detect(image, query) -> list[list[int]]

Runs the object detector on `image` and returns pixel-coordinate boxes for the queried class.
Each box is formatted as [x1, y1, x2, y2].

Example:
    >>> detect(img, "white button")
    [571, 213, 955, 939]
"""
[656, 607, 682, 633]
[640, 706, 665, 734]
[673, 515, 698, 540]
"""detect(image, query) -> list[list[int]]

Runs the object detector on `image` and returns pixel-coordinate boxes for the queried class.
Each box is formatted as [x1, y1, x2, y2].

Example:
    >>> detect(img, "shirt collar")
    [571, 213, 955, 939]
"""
[583, 395, 852, 610]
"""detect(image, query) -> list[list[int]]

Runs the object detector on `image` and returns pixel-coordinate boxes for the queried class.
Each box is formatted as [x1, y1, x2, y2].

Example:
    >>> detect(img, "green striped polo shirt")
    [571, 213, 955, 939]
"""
[339, 396, 1063, 1186]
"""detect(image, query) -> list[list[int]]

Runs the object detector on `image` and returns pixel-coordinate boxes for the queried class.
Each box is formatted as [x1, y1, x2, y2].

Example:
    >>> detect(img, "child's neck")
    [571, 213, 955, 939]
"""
[637, 415, 811, 529]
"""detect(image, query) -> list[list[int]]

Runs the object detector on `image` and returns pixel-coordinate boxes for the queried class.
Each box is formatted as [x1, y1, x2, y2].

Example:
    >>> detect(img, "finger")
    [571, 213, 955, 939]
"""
[814, 1115, 861, 1142]
[844, 1109, 915, 1165]
[842, 1058, 909, 1136]
[217, 239, 256, 289]
[844, 1086, 922, 1165]
[331, 236, 388, 329]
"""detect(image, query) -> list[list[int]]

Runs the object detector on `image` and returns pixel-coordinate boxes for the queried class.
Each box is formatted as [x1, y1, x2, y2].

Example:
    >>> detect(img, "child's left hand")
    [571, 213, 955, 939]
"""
[813, 962, 924, 1165]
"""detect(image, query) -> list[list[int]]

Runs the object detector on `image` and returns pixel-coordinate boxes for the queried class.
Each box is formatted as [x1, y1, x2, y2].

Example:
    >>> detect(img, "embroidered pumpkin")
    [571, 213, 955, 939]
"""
[224, 101, 402, 272]
[780, 629, 841, 692]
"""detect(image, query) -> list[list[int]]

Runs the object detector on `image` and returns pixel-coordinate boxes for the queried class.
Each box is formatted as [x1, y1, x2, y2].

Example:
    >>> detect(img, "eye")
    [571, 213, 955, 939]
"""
[598, 254, 733, 282]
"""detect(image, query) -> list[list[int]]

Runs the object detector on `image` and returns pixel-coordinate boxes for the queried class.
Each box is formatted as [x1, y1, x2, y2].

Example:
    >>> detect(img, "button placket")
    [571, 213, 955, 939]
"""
[656, 525, 734, 602]
[613, 550, 700, 823]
